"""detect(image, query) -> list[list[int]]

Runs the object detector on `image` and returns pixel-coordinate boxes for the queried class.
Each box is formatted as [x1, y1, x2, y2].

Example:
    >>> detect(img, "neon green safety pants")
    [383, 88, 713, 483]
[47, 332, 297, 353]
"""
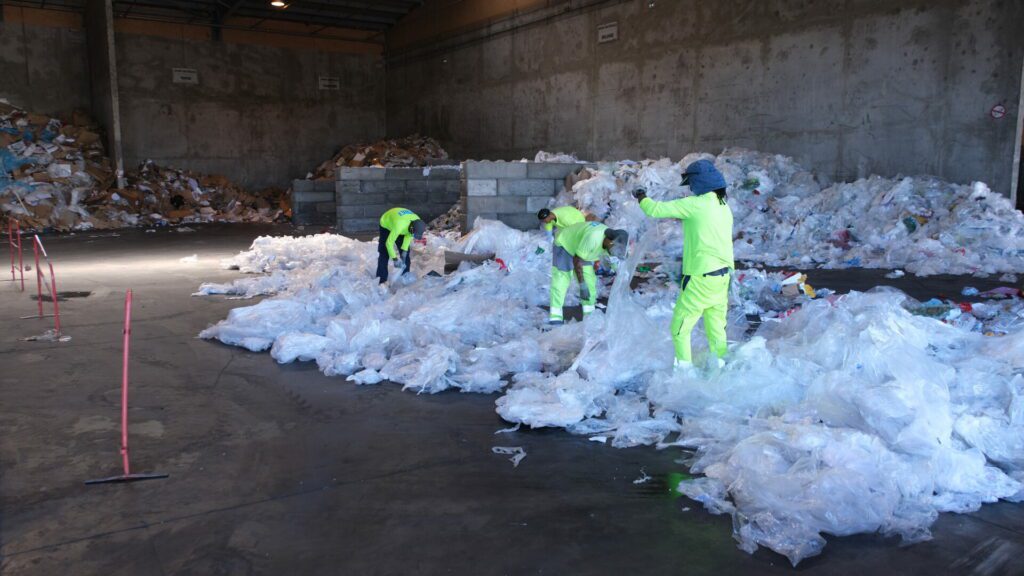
[549, 245, 597, 322]
[671, 273, 730, 362]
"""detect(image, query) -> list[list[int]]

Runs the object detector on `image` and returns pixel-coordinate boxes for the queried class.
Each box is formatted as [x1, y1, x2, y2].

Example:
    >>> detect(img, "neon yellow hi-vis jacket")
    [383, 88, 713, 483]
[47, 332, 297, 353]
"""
[555, 221, 608, 262]
[639, 193, 734, 276]
[379, 207, 421, 259]
[544, 206, 586, 232]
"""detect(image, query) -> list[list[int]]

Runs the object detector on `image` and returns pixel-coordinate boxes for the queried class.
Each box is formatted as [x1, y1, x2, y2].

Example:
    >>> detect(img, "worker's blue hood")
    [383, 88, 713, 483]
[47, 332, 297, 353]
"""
[681, 159, 726, 195]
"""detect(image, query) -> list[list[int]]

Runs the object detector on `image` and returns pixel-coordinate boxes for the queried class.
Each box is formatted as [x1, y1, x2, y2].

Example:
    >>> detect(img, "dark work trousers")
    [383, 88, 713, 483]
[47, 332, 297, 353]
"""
[376, 225, 411, 283]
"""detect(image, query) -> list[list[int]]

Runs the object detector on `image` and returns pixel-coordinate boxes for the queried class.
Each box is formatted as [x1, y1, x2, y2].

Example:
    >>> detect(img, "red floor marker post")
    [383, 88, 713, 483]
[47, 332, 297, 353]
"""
[86, 290, 168, 485]
[33, 236, 43, 317]
[33, 235, 61, 334]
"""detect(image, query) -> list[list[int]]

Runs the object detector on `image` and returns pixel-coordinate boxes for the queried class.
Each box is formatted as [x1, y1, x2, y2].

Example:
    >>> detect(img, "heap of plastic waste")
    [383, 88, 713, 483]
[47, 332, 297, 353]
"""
[557, 149, 1024, 277]
[197, 210, 1024, 564]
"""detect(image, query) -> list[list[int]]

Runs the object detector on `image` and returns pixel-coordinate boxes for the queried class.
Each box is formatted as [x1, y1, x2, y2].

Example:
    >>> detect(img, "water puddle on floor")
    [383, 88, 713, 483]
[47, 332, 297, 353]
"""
[30, 290, 93, 301]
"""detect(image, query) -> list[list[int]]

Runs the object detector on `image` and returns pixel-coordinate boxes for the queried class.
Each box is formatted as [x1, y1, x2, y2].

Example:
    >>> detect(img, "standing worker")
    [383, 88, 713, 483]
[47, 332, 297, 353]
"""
[549, 221, 628, 324]
[634, 159, 734, 370]
[377, 207, 426, 284]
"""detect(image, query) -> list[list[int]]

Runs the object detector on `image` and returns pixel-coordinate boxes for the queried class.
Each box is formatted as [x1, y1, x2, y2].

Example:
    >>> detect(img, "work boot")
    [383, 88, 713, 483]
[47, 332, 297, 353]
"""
[673, 359, 698, 378]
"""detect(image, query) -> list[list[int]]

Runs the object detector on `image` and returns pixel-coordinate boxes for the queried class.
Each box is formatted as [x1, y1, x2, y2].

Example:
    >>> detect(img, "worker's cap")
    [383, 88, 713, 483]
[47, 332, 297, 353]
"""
[604, 228, 629, 259]
[411, 219, 426, 239]
[537, 208, 551, 220]
[680, 159, 726, 195]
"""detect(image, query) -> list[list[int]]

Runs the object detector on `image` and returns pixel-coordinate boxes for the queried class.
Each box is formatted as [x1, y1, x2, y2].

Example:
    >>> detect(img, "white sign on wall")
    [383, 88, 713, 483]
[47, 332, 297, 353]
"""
[172, 68, 198, 85]
[318, 75, 341, 90]
[597, 22, 618, 43]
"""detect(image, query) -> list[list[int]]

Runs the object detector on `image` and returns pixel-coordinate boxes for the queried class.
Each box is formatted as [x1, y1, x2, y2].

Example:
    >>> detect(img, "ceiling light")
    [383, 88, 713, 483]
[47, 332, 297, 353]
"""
[270, 0, 287, 7]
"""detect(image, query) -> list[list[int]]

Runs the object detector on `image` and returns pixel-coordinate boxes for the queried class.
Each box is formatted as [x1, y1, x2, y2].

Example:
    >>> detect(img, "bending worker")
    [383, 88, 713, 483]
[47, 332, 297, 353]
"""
[539, 206, 592, 310]
[634, 159, 734, 369]
[549, 221, 628, 324]
[537, 206, 586, 238]
[377, 207, 426, 284]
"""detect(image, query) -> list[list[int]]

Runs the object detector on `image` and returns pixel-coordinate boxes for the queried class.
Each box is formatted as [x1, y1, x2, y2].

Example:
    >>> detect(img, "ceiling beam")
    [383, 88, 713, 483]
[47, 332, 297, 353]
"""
[232, 7, 390, 30]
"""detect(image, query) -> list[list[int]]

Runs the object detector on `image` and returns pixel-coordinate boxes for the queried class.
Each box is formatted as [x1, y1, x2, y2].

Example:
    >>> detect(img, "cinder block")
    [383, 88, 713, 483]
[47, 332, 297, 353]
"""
[469, 196, 527, 213]
[429, 189, 460, 204]
[340, 218, 381, 232]
[314, 179, 335, 192]
[464, 160, 527, 179]
[315, 201, 337, 214]
[293, 191, 334, 203]
[467, 179, 497, 197]
[361, 180, 406, 194]
[526, 196, 554, 212]
[389, 192, 429, 205]
[292, 179, 315, 193]
[498, 212, 542, 231]
[357, 204, 389, 218]
[385, 168, 424, 180]
[405, 180, 443, 194]
[498, 179, 556, 197]
[337, 192, 386, 206]
[337, 181, 360, 195]
[339, 167, 386, 180]
[423, 167, 461, 180]
[527, 162, 594, 180]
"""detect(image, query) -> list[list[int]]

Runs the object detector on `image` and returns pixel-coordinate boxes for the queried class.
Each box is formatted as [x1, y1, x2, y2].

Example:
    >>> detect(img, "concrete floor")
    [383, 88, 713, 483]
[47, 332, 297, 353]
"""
[1, 224, 1022, 575]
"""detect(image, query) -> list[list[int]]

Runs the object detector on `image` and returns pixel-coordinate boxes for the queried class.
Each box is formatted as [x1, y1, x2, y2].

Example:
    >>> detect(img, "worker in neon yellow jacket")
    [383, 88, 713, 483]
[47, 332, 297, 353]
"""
[538, 206, 591, 308]
[634, 159, 734, 369]
[377, 207, 426, 283]
[549, 221, 628, 324]
[537, 206, 586, 237]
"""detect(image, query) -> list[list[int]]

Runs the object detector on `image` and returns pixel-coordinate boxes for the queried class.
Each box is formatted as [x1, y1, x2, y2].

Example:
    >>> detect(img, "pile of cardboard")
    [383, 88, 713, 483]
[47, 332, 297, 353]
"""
[84, 161, 290, 229]
[0, 101, 288, 231]
[428, 202, 463, 233]
[311, 135, 448, 180]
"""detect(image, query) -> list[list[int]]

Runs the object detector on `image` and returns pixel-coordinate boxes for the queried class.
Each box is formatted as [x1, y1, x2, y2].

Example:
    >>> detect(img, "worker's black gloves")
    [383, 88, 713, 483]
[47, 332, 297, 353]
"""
[392, 258, 403, 270]
[632, 188, 647, 201]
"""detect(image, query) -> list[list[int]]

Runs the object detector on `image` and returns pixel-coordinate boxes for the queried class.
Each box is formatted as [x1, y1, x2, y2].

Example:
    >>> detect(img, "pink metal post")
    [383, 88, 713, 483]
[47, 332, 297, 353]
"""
[48, 261, 60, 335]
[7, 220, 13, 281]
[120, 289, 132, 475]
[31, 236, 60, 333]
[85, 289, 167, 484]
[33, 238, 43, 317]
[16, 224, 23, 291]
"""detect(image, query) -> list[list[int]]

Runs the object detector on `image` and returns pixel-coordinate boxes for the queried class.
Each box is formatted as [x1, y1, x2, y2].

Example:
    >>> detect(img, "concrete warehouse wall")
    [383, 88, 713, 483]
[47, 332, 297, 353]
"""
[386, 0, 1024, 197]
[336, 167, 461, 234]
[463, 160, 593, 231]
[115, 31, 385, 190]
[0, 7, 91, 116]
[0, 7, 387, 191]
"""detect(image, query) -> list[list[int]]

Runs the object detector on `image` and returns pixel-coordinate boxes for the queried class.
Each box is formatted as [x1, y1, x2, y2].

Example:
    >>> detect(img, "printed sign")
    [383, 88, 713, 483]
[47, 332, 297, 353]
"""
[318, 76, 341, 90]
[172, 68, 198, 85]
[597, 22, 618, 44]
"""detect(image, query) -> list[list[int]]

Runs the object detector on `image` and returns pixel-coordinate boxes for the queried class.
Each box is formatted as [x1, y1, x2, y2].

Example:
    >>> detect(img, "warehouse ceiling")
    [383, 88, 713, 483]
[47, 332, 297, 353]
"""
[6, 0, 422, 37]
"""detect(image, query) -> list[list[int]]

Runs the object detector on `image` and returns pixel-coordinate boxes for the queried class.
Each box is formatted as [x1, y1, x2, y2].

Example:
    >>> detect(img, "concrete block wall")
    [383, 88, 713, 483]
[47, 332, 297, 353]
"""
[387, 0, 1024, 202]
[291, 179, 338, 226]
[463, 161, 594, 231]
[336, 166, 461, 234]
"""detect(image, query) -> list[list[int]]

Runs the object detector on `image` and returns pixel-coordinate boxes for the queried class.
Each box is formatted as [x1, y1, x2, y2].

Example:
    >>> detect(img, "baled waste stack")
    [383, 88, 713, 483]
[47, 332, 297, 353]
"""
[309, 135, 448, 180]
[0, 100, 289, 231]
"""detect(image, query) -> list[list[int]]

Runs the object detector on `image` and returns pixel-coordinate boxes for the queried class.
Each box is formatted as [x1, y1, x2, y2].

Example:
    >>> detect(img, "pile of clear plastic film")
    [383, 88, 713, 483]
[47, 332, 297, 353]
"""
[197, 149, 1024, 565]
